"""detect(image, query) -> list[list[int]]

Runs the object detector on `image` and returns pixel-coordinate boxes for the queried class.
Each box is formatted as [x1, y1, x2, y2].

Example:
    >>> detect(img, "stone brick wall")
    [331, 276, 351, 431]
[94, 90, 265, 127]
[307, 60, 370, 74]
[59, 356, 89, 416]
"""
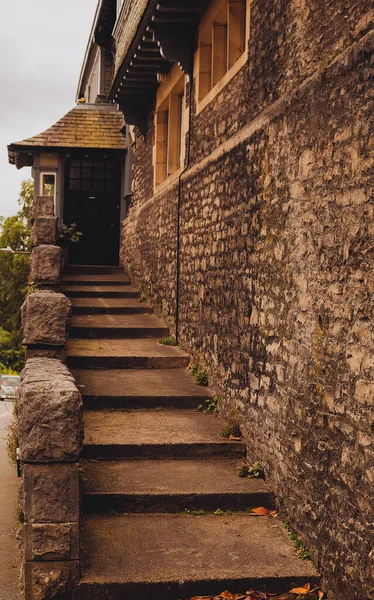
[17, 196, 83, 600]
[121, 4, 374, 599]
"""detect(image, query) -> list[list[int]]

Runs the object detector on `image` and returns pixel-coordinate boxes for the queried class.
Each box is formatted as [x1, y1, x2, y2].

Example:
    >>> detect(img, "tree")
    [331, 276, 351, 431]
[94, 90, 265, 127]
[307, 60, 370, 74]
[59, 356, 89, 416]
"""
[0, 179, 33, 373]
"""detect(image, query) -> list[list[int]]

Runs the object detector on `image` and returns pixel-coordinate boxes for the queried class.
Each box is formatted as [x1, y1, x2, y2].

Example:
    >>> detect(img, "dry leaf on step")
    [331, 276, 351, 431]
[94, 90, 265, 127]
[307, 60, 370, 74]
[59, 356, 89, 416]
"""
[249, 506, 270, 516]
[289, 583, 311, 594]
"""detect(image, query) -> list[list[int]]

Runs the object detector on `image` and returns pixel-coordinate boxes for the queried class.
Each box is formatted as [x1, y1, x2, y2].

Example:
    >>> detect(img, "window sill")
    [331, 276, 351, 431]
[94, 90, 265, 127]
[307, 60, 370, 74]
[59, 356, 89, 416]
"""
[196, 51, 247, 116]
[154, 167, 184, 196]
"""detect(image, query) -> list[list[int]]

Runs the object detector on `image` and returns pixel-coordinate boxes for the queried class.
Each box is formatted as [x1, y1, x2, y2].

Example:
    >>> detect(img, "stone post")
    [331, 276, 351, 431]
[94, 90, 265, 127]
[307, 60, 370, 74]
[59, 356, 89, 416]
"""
[16, 195, 82, 600]
[30, 196, 61, 291]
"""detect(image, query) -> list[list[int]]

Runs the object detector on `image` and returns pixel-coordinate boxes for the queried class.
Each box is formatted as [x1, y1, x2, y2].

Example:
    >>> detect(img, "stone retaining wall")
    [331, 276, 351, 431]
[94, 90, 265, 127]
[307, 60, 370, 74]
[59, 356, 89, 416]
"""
[17, 195, 83, 599]
[121, 6, 374, 599]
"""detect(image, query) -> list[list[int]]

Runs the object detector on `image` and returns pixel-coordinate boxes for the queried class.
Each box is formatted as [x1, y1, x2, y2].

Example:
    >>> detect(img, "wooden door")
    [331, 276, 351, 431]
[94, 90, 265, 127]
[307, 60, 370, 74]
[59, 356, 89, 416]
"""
[64, 155, 121, 265]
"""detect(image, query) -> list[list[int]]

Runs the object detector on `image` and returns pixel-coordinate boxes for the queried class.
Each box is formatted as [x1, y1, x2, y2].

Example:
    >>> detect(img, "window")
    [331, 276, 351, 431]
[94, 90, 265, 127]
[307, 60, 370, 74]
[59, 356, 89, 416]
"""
[154, 65, 187, 187]
[68, 158, 119, 193]
[197, 0, 249, 109]
[40, 173, 56, 200]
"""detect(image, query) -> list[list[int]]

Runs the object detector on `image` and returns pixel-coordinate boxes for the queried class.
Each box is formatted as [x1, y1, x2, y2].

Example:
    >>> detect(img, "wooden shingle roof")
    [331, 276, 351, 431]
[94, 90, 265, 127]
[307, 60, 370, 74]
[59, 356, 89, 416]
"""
[8, 104, 126, 169]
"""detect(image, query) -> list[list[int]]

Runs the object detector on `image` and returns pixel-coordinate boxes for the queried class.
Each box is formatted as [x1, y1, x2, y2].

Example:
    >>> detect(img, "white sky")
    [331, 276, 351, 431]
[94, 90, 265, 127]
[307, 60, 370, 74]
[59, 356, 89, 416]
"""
[0, 0, 97, 217]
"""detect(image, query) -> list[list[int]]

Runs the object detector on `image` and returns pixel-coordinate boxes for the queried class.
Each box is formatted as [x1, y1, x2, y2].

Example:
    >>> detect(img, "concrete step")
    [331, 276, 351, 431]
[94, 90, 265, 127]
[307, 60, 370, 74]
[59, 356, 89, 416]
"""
[78, 513, 319, 600]
[66, 339, 189, 369]
[62, 285, 140, 298]
[70, 297, 153, 315]
[62, 274, 132, 285]
[81, 458, 274, 513]
[73, 368, 210, 409]
[82, 410, 245, 460]
[70, 314, 169, 339]
[65, 265, 122, 275]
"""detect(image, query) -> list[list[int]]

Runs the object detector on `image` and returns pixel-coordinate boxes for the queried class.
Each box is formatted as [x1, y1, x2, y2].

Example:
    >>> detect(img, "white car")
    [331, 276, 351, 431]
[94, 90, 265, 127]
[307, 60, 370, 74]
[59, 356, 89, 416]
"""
[0, 375, 20, 400]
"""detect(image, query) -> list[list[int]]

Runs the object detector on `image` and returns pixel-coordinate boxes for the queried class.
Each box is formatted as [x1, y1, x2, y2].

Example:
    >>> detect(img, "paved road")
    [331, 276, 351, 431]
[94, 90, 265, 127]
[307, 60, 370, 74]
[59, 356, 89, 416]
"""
[0, 401, 21, 600]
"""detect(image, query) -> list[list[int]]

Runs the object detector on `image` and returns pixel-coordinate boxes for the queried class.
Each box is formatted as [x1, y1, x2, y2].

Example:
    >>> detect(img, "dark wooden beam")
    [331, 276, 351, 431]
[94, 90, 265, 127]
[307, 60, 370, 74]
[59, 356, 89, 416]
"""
[150, 23, 195, 75]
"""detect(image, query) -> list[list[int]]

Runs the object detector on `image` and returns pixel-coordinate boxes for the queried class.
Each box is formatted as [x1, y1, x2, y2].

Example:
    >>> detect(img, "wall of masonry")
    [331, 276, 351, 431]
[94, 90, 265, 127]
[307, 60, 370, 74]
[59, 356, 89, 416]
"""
[121, 4, 374, 599]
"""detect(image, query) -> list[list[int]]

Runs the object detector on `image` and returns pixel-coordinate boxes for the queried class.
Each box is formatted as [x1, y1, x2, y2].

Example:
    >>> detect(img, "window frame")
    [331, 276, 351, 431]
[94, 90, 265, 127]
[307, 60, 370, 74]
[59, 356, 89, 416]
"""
[195, 0, 251, 115]
[40, 172, 57, 202]
[153, 64, 188, 190]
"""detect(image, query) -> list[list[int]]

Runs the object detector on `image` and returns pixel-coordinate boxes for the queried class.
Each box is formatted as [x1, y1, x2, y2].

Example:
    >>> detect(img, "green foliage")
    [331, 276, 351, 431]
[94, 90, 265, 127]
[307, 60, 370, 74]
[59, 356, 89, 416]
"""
[158, 336, 177, 346]
[139, 294, 148, 303]
[238, 462, 264, 479]
[191, 364, 208, 386]
[197, 396, 219, 414]
[284, 522, 311, 560]
[220, 422, 241, 438]
[184, 508, 207, 516]
[57, 223, 83, 244]
[0, 179, 32, 372]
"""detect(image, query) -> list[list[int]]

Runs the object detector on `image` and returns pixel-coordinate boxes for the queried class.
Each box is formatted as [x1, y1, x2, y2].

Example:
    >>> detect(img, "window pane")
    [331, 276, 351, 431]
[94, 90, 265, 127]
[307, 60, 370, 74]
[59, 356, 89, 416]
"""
[70, 179, 80, 191]
[70, 168, 81, 178]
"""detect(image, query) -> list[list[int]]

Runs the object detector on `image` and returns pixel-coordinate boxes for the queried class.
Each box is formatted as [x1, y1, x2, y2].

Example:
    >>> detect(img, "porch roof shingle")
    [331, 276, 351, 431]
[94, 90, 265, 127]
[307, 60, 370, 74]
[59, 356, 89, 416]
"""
[8, 104, 126, 169]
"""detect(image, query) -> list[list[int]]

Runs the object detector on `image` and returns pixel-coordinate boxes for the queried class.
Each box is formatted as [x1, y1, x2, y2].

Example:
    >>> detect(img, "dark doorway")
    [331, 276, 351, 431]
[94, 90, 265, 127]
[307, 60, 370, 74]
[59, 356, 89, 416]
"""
[64, 154, 121, 265]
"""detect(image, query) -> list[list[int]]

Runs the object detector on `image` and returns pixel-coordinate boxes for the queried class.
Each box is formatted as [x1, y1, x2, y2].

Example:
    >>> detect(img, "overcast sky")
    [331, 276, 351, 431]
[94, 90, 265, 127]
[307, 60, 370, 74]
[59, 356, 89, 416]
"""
[0, 0, 97, 218]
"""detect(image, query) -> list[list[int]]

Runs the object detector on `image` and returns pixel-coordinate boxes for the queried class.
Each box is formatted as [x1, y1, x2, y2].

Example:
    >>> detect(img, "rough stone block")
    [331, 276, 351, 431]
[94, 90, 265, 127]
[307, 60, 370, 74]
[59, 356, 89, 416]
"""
[24, 463, 79, 524]
[26, 348, 66, 362]
[30, 245, 62, 285]
[32, 217, 57, 246]
[24, 561, 79, 600]
[33, 196, 54, 219]
[24, 523, 79, 562]
[18, 360, 82, 462]
[22, 291, 72, 346]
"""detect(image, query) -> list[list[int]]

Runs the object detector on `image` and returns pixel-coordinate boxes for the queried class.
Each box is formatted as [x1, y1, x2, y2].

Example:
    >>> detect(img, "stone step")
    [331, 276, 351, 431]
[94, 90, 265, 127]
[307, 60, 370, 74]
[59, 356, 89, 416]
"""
[69, 314, 169, 339]
[81, 458, 274, 513]
[70, 297, 153, 315]
[65, 265, 122, 275]
[62, 274, 132, 285]
[73, 368, 210, 409]
[66, 338, 190, 369]
[78, 513, 319, 600]
[62, 285, 140, 298]
[82, 410, 245, 460]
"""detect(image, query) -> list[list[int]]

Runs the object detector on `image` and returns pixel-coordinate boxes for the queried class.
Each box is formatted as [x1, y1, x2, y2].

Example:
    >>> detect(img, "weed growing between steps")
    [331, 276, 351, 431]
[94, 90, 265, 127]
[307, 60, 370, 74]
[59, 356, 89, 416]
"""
[158, 335, 178, 346]
[284, 522, 311, 560]
[181, 584, 325, 599]
[238, 462, 264, 479]
[198, 397, 219, 414]
[191, 364, 209, 386]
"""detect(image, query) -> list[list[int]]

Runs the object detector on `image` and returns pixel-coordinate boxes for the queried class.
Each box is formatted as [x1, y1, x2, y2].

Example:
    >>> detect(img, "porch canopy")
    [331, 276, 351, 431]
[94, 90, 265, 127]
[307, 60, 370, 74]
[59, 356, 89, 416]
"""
[8, 103, 126, 169]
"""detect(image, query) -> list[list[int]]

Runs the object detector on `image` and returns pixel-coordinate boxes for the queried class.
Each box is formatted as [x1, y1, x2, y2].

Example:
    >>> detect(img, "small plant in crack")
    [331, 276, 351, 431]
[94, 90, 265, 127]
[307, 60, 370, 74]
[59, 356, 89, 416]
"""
[197, 396, 219, 414]
[238, 462, 264, 479]
[158, 336, 178, 346]
[191, 364, 208, 386]
[184, 508, 207, 516]
[220, 421, 241, 439]
[284, 522, 311, 560]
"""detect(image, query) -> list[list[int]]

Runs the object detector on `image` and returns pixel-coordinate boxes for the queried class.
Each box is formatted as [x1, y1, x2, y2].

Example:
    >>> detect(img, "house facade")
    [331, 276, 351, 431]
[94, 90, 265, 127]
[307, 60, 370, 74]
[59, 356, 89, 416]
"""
[7, 0, 374, 598]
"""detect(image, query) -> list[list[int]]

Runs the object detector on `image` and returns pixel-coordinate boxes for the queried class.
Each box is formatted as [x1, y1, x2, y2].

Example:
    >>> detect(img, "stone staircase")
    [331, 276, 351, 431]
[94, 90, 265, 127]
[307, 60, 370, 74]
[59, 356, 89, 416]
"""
[62, 265, 318, 600]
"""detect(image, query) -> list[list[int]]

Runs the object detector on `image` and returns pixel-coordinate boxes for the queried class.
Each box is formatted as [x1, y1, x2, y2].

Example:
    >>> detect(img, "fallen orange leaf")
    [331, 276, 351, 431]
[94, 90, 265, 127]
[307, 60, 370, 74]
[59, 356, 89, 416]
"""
[289, 583, 311, 594]
[317, 592, 324, 599]
[249, 506, 270, 516]
[219, 592, 236, 599]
